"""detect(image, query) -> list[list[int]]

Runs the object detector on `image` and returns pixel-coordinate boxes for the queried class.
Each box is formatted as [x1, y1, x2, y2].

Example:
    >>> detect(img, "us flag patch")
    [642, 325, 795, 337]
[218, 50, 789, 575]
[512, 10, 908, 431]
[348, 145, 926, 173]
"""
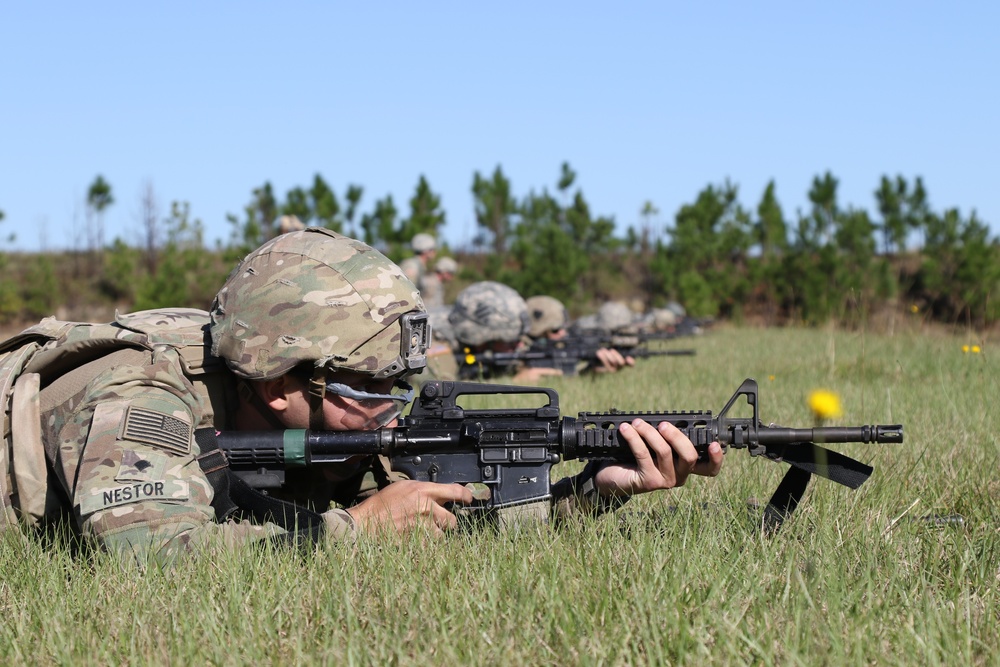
[121, 406, 193, 454]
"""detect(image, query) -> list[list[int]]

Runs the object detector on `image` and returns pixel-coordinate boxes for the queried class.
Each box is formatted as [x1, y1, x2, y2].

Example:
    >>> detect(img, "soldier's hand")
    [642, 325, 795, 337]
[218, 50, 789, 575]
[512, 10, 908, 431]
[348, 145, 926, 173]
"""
[593, 419, 724, 497]
[591, 347, 635, 373]
[346, 480, 473, 535]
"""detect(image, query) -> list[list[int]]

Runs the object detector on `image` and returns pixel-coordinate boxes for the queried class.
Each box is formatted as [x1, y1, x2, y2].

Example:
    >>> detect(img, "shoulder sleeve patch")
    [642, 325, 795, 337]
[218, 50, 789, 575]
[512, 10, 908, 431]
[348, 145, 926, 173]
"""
[121, 406, 193, 454]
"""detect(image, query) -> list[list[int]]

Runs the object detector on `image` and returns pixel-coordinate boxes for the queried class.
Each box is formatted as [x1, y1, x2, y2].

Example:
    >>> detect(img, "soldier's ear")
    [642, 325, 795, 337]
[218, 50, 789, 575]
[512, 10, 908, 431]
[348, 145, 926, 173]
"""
[257, 375, 295, 411]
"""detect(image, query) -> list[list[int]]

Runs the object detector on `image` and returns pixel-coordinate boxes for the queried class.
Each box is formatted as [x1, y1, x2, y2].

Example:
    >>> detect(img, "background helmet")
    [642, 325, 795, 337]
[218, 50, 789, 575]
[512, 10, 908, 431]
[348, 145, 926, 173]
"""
[665, 301, 687, 318]
[526, 295, 569, 338]
[277, 214, 305, 234]
[596, 301, 636, 334]
[449, 281, 529, 346]
[210, 228, 429, 380]
[650, 307, 679, 329]
[411, 233, 437, 254]
[434, 256, 458, 274]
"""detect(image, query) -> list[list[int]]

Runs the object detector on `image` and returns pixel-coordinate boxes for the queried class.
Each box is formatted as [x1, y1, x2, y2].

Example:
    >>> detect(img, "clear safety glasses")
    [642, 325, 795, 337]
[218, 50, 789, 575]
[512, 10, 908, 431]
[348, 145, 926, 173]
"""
[323, 379, 415, 429]
[324, 380, 414, 405]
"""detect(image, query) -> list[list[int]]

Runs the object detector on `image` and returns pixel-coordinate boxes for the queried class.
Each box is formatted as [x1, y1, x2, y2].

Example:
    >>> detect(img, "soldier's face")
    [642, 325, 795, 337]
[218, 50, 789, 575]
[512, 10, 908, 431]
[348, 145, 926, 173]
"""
[277, 371, 405, 431]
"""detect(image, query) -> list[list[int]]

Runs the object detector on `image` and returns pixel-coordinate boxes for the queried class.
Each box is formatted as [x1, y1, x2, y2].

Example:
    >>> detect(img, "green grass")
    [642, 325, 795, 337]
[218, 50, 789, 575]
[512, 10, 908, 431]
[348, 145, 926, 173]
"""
[2, 324, 998, 666]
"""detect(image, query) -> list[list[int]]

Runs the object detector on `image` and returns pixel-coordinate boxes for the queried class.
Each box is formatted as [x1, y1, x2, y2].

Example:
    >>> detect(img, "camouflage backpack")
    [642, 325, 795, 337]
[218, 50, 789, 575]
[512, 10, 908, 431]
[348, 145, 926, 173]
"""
[0, 309, 222, 530]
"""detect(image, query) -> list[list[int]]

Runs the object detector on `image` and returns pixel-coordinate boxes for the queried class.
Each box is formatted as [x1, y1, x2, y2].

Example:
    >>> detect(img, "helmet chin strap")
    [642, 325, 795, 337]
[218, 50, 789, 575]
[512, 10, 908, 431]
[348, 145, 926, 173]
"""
[308, 366, 328, 431]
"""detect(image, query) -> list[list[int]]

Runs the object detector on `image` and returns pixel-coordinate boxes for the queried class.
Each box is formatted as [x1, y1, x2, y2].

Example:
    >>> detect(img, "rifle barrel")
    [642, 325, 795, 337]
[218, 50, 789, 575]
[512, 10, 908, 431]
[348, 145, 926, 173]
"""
[756, 424, 903, 446]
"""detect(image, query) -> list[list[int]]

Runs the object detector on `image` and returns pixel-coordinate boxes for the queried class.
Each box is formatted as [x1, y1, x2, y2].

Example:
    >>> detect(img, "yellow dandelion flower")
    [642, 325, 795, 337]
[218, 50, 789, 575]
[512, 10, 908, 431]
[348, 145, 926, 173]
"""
[910, 304, 919, 314]
[769, 375, 775, 381]
[972, 345, 981, 354]
[465, 353, 477, 365]
[962, 345, 970, 353]
[808, 389, 843, 420]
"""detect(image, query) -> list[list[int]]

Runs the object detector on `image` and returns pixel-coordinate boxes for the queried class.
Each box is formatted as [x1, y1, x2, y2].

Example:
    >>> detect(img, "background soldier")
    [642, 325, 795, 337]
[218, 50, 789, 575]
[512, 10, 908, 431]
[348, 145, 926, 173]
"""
[422, 281, 545, 383]
[399, 233, 437, 297]
[276, 214, 306, 235]
[525, 295, 634, 374]
[423, 284, 631, 383]
[420, 255, 459, 309]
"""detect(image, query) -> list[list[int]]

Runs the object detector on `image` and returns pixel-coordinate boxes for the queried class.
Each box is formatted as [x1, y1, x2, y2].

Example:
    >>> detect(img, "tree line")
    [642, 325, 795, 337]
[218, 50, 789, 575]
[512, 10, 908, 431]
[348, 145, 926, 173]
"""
[1, 165, 997, 329]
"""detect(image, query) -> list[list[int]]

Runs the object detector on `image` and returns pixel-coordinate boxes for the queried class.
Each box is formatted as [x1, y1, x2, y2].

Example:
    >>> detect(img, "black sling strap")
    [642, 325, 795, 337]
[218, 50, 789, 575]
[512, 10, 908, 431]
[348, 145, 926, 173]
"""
[761, 442, 874, 533]
[762, 467, 812, 534]
[194, 428, 326, 545]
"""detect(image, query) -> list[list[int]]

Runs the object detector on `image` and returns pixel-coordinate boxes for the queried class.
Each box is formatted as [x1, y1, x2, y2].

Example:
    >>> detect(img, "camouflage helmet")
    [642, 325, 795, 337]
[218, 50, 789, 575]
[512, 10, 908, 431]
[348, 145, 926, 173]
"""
[411, 233, 437, 254]
[449, 281, 529, 346]
[434, 256, 458, 274]
[210, 228, 429, 380]
[665, 301, 687, 318]
[596, 301, 636, 334]
[650, 307, 678, 329]
[526, 295, 569, 338]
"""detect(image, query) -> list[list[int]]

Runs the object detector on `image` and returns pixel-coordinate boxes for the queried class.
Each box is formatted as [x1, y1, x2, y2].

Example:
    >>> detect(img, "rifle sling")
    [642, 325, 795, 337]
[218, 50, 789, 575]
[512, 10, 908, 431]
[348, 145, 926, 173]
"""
[194, 428, 325, 545]
[762, 466, 811, 534]
[773, 442, 873, 490]
[761, 444, 873, 533]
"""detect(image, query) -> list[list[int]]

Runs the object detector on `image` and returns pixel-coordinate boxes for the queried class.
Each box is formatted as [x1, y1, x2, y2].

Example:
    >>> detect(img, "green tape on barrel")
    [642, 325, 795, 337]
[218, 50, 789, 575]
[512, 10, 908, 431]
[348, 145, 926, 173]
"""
[283, 429, 307, 467]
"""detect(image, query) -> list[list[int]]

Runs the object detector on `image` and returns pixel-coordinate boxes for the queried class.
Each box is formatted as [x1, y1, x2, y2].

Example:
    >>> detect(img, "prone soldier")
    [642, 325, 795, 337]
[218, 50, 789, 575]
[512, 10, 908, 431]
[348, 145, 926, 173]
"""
[424, 284, 633, 383]
[0, 232, 723, 562]
[526, 295, 635, 374]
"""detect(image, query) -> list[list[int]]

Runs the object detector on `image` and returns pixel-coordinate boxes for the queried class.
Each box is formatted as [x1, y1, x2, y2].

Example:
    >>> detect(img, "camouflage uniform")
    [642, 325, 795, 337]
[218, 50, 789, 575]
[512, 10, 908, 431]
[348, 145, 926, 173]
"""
[400, 233, 438, 304]
[419, 272, 444, 308]
[399, 255, 443, 308]
[421, 256, 458, 309]
[0, 229, 425, 561]
[43, 310, 302, 559]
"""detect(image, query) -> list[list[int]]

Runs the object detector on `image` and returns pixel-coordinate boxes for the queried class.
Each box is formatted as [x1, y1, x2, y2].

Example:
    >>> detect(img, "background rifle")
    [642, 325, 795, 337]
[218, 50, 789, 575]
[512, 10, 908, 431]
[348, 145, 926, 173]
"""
[458, 336, 696, 378]
[218, 379, 902, 525]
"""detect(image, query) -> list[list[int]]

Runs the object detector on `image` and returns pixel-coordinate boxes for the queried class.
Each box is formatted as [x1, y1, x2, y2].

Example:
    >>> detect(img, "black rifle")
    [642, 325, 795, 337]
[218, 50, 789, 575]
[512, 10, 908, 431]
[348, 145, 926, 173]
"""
[458, 337, 695, 378]
[218, 379, 901, 527]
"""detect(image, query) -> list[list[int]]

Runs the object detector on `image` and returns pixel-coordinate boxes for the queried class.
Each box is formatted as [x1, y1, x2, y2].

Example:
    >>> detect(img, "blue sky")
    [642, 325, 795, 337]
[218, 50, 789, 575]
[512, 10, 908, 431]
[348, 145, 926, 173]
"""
[2, 2, 996, 252]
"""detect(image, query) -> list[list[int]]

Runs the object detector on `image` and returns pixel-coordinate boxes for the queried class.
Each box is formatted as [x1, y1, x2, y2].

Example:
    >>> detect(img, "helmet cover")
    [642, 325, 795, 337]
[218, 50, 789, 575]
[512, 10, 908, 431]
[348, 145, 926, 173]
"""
[434, 256, 458, 274]
[525, 295, 569, 338]
[210, 228, 428, 380]
[596, 301, 636, 334]
[411, 233, 437, 253]
[448, 281, 529, 346]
